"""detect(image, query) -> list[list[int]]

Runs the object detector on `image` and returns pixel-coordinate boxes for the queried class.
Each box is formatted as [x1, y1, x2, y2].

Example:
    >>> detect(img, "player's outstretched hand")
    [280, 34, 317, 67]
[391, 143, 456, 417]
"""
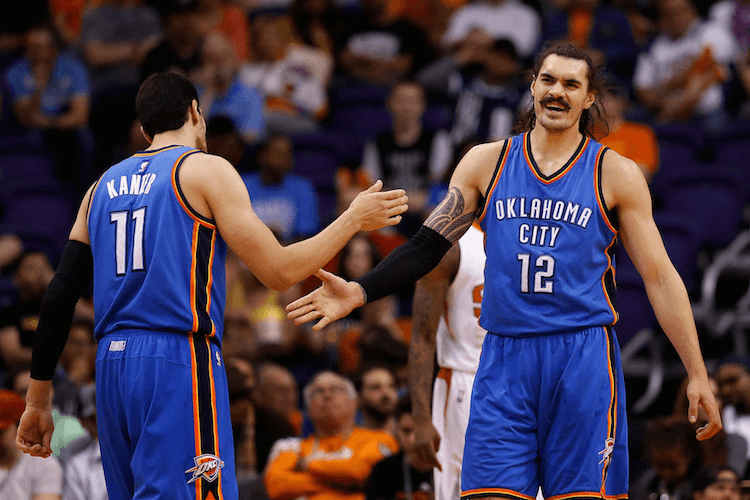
[412, 417, 442, 471]
[687, 376, 722, 441]
[286, 269, 365, 330]
[16, 405, 55, 458]
[346, 180, 408, 231]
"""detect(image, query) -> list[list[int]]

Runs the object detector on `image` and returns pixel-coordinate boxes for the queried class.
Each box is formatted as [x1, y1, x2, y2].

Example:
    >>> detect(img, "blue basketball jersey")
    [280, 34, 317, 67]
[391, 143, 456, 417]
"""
[88, 145, 227, 343]
[478, 132, 617, 336]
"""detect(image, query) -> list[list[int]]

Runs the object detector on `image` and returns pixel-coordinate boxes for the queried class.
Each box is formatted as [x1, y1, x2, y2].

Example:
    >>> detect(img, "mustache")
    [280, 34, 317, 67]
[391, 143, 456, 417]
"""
[539, 97, 570, 109]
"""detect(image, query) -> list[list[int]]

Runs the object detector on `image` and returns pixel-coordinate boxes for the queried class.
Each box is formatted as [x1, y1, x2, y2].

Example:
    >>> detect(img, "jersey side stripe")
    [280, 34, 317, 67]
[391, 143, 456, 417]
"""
[600, 326, 618, 495]
[193, 225, 217, 335]
[171, 150, 217, 229]
[191, 334, 221, 500]
[190, 223, 200, 332]
[477, 138, 512, 223]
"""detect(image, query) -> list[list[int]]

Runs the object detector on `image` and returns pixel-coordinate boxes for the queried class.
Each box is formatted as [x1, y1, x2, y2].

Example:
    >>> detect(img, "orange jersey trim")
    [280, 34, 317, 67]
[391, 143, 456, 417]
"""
[593, 147, 617, 234]
[601, 326, 618, 496]
[601, 235, 618, 323]
[524, 133, 590, 185]
[205, 230, 217, 337]
[170, 150, 216, 230]
[547, 493, 628, 500]
[133, 145, 183, 157]
[190, 223, 200, 332]
[462, 488, 535, 500]
[478, 138, 512, 223]
[189, 338, 202, 499]
[206, 337, 223, 499]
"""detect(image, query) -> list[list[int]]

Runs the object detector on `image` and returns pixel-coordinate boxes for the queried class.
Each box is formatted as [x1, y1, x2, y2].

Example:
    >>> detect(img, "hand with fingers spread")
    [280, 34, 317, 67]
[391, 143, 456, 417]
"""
[344, 180, 408, 231]
[412, 417, 442, 471]
[16, 404, 55, 458]
[286, 269, 365, 330]
[686, 376, 722, 441]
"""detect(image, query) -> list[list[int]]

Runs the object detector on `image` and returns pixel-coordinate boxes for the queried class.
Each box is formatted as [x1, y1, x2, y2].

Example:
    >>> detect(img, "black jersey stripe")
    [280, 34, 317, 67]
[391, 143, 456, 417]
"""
[191, 334, 222, 500]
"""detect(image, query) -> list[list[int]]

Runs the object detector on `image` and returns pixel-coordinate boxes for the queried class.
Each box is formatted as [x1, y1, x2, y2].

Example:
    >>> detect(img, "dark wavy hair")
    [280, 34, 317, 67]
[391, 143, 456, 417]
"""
[514, 41, 611, 140]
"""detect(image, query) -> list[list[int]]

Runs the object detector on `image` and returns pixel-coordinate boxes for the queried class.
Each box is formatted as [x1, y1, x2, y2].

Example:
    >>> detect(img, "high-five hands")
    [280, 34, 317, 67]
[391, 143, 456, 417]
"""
[286, 269, 365, 330]
[346, 180, 408, 231]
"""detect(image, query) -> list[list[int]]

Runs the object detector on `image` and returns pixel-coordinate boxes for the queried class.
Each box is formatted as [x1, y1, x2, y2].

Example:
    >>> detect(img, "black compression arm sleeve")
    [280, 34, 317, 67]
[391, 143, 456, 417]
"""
[31, 240, 94, 381]
[356, 226, 453, 304]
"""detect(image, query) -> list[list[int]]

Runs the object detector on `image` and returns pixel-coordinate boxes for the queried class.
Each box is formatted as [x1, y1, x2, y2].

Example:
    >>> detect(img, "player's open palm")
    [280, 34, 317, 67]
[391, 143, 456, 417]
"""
[286, 269, 365, 330]
[16, 405, 55, 458]
[347, 180, 408, 231]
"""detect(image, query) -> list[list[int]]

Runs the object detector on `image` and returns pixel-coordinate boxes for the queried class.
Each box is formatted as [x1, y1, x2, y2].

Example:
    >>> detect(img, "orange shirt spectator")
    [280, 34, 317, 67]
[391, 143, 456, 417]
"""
[265, 372, 399, 500]
[600, 122, 659, 181]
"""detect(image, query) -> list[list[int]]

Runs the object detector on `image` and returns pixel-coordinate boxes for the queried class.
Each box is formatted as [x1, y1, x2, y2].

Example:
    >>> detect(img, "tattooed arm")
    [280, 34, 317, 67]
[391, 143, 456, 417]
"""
[409, 244, 460, 470]
[287, 142, 503, 330]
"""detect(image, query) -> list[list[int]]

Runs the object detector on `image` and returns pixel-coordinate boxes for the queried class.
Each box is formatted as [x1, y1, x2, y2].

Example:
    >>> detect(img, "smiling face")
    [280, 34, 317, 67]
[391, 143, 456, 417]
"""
[530, 54, 596, 133]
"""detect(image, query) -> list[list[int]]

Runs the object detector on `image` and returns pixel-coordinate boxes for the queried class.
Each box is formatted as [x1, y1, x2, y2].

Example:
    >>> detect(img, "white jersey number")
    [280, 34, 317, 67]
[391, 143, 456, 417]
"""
[111, 207, 147, 275]
[517, 253, 555, 294]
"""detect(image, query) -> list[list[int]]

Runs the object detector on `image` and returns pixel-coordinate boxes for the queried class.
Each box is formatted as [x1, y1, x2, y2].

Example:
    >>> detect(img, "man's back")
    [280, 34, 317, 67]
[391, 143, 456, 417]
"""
[88, 145, 227, 342]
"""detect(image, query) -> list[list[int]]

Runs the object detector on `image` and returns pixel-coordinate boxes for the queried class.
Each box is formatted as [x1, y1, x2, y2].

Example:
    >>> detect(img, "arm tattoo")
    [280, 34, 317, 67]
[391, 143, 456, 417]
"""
[424, 187, 475, 243]
[409, 283, 443, 419]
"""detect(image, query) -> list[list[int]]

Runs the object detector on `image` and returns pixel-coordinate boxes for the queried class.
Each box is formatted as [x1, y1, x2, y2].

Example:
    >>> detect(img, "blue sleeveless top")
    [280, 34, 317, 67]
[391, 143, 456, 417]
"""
[88, 145, 227, 343]
[478, 132, 618, 336]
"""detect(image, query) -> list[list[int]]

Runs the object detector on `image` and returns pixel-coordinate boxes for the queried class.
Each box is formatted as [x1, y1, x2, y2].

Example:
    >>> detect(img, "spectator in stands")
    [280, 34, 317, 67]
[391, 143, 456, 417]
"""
[5, 23, 94, 187]
[709, 0, 750, 119]
[419, 38, 527, 145]
[674, 374, 748, 476]
[631, 416, 700, 500]
[62, 385, 107, 500]
[242, 16, 333, 135]
[79, 0, 161, 168]
[360, 81, 452, 234]
[255, 362, 304, 435]
[0, 1, 48, 57]
[0, 235, 23, 274]
[0, 389, 63, 499]
[357, 365, 399, 436]
[0, 251, 53, 373]
[139, 3, 204, 82]
[632, 0, 738, 129]
[50, 0, 87, 45]
[195, 32, 266, 143]
[194, 0, 250, 61]
[542, 0, 639, 85]
[241, 134, 319, 241]
[715, 357, 750, 463]
[264, 371, 398, 500]
[206, 115, 252, 171]
[338, 0, 433, 85]
[692, 465, 741, 500]
[365, 395, 434, 500]
[275, 0, 344, 53]
[7, 24, 90, 131]
[54, 318, 95, 416]
[599, 85, 659, 183]
[441, 0, 541, 61]
[226, 356, 296, 482]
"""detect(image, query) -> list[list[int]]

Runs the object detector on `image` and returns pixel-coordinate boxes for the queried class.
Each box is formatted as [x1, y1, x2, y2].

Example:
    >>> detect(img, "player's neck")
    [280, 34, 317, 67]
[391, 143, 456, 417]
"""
[529, 126, 584, 173]
[147, 129, 197, 151]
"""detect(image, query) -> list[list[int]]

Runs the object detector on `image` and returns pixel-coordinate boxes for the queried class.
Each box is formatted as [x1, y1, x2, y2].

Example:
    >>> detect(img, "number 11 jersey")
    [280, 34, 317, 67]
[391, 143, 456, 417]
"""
[477, 132, 618, 337]
[88, 145, 227, 343]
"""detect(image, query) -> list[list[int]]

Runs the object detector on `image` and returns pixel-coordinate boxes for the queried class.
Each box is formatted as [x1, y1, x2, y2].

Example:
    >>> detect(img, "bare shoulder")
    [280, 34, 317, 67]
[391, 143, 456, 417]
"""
[178, 152, 249, 220]
[600, 147, 650, 210]
[180, 151, 237, 179]
[451, 139, 508, 192]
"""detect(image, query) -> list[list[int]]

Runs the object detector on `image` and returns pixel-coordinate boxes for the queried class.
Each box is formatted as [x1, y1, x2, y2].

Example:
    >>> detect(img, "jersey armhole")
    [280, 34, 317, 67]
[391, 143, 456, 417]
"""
[85, 179, 100, 227]
[596, 146, 618, 233]
[477, 138, 511, 222]
[171, 150, 217, 229]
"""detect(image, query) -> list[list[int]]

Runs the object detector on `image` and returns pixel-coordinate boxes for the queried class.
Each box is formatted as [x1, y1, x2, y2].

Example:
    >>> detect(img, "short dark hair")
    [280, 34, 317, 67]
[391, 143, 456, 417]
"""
[136, 72, 199, 138]
[514, 41, 611, 140]
[692, 465, 739, 493]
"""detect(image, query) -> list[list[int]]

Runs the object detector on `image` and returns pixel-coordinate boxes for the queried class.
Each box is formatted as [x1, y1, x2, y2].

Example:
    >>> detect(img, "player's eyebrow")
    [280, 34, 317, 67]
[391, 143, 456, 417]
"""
[540, 72, 583, 86]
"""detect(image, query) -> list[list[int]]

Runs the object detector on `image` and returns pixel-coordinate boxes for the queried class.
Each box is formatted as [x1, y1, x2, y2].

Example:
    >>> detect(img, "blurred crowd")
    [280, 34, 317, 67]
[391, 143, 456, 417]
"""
[1, 0, 750, 498]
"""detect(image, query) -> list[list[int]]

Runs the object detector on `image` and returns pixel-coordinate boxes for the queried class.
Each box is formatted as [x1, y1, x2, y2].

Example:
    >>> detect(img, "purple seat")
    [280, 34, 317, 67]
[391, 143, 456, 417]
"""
[615, 274, 656, 347]
[293, 132, 347, 221]
[653, 213, 702, 291]
[659, 167, 745, 250]
[0, 151, 57, 185]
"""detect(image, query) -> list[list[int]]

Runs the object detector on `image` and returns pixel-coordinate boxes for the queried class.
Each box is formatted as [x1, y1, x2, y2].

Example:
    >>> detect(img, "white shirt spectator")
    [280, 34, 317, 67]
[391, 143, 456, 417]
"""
[633, 19, 738, 114]
[722, 404, 750, 459]
[442, 0, 541, 59]
[63, 439, 108, 500]
[0, 453, 63, 499]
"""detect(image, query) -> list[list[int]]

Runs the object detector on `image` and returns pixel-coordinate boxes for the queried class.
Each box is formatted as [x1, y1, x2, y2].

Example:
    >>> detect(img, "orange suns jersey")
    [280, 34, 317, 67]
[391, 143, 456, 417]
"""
[264, 427, 398, 500]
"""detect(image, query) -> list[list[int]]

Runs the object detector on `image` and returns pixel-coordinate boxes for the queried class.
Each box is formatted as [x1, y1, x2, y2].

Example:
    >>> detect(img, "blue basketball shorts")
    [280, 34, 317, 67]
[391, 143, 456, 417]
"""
[95, 331, 238, 500]
[461, 326, 628, 500]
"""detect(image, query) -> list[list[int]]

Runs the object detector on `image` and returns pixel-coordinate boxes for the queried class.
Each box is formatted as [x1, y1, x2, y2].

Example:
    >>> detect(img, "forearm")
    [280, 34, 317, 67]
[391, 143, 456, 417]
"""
[265, 460, 324, 500]
[645, 269, 708, 379]
[275, 211, 361, 287]
[55, 100, 90, 129]
[84, 42, 135, 67]
[409, 284, 443, 420]
[25, 378, 54, 409]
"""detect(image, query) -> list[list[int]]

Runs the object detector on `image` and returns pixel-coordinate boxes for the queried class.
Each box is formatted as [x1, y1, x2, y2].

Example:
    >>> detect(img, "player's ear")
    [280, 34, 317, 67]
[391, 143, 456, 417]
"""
[583, 89, 596, 110]
[140, 125, 152, 144]
[189, 99, 201, 125]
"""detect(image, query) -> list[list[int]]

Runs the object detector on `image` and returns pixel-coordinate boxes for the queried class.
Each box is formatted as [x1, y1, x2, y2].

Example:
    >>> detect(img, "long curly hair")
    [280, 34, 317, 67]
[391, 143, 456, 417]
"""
[513, 41, 611, 140]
